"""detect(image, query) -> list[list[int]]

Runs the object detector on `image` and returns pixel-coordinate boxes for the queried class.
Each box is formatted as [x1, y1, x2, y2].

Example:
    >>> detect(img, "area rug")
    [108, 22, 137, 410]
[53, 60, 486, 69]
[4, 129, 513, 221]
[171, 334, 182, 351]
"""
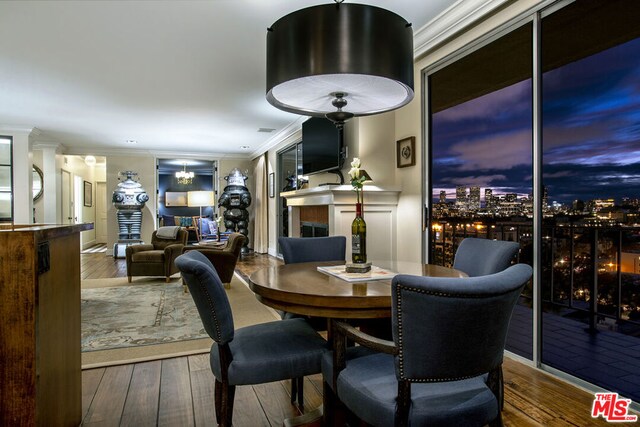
[81, 274, 279, 368]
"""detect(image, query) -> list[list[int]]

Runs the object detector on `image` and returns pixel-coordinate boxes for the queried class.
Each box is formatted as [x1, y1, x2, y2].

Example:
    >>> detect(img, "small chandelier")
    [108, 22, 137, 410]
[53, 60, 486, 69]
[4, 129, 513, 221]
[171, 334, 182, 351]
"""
[266, 0, 414, 129]
[176, 163, 194, 185]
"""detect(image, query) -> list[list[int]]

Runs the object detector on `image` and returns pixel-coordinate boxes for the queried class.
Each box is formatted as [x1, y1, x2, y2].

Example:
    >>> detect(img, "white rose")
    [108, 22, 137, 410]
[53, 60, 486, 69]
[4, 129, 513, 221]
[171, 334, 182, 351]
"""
[348, 167, 359, 179]
[351, 158, 361, 168]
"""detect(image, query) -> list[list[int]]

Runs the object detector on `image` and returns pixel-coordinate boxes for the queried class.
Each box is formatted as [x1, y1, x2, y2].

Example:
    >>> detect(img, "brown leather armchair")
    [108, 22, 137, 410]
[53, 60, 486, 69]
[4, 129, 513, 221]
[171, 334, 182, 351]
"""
[181, 233, 246, 287]
[126, 228, 189, 283]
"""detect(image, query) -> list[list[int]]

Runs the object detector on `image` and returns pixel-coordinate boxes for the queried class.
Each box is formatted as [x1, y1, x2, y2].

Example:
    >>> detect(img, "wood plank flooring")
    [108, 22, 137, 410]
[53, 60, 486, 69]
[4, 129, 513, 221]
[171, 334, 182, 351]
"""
[81, 251, 612, 426]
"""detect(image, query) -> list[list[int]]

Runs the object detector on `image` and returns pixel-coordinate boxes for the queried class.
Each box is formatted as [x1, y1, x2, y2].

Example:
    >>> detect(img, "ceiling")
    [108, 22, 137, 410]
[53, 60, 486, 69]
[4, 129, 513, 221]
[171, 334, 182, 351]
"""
[0, 0, 462, 159]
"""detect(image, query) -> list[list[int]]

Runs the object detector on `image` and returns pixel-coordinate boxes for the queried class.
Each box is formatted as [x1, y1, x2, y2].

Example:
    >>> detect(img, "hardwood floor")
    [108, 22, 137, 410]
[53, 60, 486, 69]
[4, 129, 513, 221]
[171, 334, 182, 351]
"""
[81, 250, 611, 426]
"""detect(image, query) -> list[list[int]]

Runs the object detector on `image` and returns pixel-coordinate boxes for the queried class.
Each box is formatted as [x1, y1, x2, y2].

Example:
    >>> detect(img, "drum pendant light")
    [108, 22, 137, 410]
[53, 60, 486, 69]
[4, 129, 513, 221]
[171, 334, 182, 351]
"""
[266, 1, 414, 128]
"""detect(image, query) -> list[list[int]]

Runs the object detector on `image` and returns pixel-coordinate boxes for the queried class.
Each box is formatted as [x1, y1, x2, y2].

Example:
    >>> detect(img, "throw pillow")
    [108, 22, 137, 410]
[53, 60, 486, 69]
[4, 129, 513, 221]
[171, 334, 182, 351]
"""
[200, 218, 211, 235]
[206, 219, 218, 234]
[162, 215, 176, 226]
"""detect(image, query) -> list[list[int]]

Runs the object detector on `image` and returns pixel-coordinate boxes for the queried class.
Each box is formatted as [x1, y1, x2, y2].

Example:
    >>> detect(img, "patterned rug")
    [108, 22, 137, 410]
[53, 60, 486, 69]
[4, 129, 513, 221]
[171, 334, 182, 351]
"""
[82, 280, 207, 351]
[81, 274, 279, 366]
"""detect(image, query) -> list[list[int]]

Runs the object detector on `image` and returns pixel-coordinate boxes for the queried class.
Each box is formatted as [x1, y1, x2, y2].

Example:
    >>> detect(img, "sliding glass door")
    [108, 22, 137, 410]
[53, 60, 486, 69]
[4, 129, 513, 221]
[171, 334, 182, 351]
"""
[428, 23, 534, 359]
[540, 0, 640, 402]
[276, 142, 302, 250]
[426, 0, 640, 401]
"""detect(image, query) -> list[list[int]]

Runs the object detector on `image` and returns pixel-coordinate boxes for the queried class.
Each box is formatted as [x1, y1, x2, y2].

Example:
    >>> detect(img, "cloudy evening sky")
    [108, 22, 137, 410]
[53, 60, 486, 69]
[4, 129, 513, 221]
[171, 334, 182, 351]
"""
[432, 37, 640, 206]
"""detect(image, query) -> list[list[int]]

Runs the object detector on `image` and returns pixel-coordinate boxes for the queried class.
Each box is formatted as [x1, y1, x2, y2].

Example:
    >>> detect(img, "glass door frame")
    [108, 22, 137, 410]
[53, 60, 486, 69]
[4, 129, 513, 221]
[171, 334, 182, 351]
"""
[276, 140, 302, 255]
[421, 0, 576, 371]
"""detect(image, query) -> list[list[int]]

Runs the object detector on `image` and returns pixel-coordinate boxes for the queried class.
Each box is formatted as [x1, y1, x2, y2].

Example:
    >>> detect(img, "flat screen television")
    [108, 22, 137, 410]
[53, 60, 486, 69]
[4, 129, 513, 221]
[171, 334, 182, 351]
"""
[301, 117, 344, 176]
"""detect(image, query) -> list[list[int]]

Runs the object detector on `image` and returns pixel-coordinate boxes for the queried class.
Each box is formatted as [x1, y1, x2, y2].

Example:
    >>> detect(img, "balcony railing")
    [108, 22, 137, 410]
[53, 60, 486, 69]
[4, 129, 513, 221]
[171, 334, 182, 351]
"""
[430, 219, 640, 333]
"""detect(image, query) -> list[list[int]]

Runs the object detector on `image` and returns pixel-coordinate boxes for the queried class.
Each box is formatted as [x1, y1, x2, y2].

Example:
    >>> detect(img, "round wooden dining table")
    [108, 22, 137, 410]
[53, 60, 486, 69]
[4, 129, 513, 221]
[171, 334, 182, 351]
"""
[249, 261, 468, 426]
[248, 260, 467, 320]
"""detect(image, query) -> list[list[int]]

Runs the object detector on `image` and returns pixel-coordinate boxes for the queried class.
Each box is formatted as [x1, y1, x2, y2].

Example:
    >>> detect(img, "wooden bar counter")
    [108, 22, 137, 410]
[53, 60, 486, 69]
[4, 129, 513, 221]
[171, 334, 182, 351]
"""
[0, 223, 93, 426]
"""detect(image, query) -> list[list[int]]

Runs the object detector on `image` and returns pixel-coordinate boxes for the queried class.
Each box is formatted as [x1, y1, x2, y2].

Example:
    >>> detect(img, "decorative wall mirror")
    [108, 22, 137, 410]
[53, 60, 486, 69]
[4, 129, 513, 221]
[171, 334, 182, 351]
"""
[33, 165, 43, 202]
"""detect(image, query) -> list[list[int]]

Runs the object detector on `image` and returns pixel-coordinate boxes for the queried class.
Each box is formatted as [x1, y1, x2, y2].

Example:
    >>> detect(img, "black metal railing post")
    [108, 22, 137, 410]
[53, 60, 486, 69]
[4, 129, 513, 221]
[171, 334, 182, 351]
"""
[589, 228, 598, 333]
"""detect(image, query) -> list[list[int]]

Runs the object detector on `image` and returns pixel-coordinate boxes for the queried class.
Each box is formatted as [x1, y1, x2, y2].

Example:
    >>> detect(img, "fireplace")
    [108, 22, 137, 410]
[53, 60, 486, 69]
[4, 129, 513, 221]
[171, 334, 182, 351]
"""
[301, 221, 329, 237]
[281, 185, 400, 261]
[299, 206, 329, 237]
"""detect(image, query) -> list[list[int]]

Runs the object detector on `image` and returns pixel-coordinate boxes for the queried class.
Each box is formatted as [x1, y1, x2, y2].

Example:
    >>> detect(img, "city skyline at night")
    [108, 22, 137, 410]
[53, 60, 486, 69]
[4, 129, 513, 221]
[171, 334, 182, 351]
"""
[431, 36, 640, 207]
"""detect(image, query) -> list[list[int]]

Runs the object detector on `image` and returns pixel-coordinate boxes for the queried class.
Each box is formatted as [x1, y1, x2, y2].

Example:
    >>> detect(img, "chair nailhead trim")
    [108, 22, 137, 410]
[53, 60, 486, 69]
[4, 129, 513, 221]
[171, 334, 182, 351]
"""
[396, 284, 404, 377]
[195, 273, 223, 342]
[399, 283, 513, 299]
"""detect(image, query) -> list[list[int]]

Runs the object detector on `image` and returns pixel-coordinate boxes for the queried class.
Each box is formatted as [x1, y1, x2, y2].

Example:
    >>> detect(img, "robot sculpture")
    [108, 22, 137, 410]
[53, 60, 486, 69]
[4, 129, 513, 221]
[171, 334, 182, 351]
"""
[218, 168, 251, 254]
[112, 171, 149, 257]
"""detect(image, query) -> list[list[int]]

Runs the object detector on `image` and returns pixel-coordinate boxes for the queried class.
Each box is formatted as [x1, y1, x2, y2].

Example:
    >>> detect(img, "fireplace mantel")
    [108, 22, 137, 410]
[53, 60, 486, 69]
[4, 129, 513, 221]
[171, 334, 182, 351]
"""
[281, 185, 401, 207]
[282, 185, 401, 261]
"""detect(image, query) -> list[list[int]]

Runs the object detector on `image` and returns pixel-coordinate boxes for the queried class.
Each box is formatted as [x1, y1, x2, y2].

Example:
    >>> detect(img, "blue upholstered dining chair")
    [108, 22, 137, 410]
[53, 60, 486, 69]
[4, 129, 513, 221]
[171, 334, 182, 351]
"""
[277, 235, 346, 405]
[324, 264, 533, 427]
[453, 237, 520, 277]
[175, 250, 327, 427]
[279, 236, 347, 264]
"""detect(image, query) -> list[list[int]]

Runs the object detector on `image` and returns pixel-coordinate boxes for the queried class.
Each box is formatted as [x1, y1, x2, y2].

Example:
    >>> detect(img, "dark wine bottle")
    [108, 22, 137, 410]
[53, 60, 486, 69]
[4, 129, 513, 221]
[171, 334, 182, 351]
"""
[351, 202, 367, 263]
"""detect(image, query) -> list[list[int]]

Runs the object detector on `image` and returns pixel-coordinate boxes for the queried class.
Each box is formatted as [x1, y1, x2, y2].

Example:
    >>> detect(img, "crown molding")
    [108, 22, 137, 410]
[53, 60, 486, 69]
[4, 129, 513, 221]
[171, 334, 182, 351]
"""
[152, 150, 232, 161]
[413, 0, 510, 58]
[62, 146, 255, 162]
[0, 125, 37, 135]
[63, 147, 155, 158]
[32, 142, 66, 153]
[250, 116, 306, 159]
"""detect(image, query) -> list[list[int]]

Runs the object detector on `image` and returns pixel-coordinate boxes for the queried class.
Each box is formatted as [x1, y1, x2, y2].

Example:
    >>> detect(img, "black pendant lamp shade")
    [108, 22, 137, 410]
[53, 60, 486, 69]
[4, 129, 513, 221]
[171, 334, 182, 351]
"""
[266, 3, 414, 124]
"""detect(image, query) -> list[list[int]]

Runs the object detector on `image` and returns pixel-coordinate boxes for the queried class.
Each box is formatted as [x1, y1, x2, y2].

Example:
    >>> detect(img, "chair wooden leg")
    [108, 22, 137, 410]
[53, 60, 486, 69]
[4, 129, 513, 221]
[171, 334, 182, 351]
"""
[127, 276, 132, 283]
[297, 377, 304, 408]
[165, 276, 171, 283]
[499, 366, 504, 410]
[323, 380, 347, 426]
[291, 378, 297, 404]
[214, 379, 222, 425]
[222, 384, 236, 427]
[216, 379, 236, 427]
[489, 414, 503, 427]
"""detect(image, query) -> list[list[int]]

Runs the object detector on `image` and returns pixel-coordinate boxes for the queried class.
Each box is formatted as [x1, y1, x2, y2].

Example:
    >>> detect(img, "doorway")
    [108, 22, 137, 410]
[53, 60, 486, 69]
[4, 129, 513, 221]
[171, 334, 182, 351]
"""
[61, 169, 73, 225]
[156, 159, 218, 242]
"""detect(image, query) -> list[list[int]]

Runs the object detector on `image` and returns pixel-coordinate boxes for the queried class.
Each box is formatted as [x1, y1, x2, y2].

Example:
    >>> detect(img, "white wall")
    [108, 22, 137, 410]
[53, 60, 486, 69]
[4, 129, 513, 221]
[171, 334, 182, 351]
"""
[393, 94, 423, 263]
[31, 153, 102, 247]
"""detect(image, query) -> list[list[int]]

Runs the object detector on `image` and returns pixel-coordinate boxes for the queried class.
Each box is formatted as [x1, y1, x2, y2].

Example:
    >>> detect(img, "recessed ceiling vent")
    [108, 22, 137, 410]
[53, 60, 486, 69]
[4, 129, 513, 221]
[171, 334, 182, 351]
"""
[258, 128, 276, 133]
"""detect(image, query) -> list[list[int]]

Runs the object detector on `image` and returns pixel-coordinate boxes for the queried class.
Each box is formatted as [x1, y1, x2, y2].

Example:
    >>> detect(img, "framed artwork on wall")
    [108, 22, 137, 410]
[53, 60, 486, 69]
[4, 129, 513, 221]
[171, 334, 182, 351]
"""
[396, 136, 416, 168]
[165, 191, 188, 207]
[84, 181, 93, 207]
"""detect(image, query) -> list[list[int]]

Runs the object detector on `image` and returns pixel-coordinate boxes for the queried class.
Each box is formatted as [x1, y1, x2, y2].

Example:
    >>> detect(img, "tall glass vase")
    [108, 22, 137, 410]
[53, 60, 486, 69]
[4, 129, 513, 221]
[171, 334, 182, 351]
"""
[351, 201, 367, 263]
